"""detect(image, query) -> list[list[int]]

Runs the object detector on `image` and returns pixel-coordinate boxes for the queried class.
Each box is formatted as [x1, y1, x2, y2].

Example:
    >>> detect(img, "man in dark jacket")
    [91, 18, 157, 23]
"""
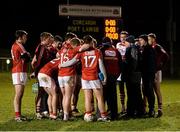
[123, 35, 144, 118]
[139, 34, 156, 117]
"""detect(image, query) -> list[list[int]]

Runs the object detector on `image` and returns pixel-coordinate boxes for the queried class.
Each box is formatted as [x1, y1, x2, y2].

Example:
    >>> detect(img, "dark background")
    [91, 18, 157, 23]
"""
[0, 0, 177, 77]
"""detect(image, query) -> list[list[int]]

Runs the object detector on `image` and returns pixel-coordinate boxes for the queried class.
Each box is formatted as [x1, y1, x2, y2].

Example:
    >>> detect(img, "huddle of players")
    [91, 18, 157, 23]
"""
[11, 30, 168, 122]
[32, 32, 111, 121]
[12, 30, 107, 122]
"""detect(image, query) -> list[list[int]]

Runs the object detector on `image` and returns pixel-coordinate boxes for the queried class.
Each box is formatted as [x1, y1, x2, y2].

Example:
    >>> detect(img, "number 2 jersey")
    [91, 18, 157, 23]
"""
[39, 58, 60, 78]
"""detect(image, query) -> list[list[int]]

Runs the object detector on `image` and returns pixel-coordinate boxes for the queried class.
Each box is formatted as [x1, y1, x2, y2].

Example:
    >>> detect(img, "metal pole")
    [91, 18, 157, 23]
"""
[67, 0, 69, 19]
[169, 0, 174, 77]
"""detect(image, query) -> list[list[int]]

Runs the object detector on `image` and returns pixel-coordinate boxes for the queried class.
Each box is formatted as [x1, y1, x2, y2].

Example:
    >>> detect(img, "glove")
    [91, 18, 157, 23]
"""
[21, 52, 30, 63]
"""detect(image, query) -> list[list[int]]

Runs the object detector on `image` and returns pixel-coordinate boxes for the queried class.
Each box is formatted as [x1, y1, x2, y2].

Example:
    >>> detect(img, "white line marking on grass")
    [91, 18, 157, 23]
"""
[164, 101, 180, 105]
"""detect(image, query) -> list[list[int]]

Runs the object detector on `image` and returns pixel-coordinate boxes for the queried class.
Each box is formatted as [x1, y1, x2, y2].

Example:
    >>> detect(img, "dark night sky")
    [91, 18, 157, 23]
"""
[0, 0, 176, 51]
[0, 0, 177, 77]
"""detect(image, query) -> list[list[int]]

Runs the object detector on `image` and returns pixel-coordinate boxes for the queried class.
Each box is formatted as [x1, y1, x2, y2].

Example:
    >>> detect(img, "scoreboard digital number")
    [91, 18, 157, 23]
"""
[104, 19, 119, 40]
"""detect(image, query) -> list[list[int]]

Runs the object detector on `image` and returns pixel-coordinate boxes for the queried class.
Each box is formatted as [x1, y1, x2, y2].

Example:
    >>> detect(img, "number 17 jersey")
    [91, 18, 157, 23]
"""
[78, 48, 101, 80]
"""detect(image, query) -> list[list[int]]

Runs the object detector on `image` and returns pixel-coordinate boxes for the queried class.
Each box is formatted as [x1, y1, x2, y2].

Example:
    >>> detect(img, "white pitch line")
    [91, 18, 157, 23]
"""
[163, 101, 180, 105]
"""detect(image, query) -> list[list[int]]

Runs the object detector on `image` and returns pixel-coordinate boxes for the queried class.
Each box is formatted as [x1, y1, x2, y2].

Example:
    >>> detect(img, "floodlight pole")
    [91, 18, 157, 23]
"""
[67, 0, 70, 19]
[168, 0, 175, 77]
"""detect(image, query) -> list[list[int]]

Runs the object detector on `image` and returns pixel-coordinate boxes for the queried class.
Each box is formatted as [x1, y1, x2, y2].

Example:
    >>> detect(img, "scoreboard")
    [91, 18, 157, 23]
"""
[104, 19, 119, 40]
[65, 17, 122, 41]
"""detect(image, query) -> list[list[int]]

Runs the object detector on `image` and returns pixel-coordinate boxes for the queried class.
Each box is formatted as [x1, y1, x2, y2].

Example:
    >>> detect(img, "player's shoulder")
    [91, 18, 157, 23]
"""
[12, 43, 22, 51]
[154, 44, 164, 51]
[155, 44, 162, 48]
[60, 46, 68, 53]
[94, 48, 100, 52]
[12, 42, 18, 48]
[92, 48, 101, 55]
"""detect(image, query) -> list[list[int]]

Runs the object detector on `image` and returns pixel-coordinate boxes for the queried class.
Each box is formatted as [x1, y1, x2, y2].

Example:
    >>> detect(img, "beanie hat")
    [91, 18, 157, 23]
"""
[125, 35, 135, 43]
[102, 37, 112, 46]
[139, 34, 148, 42]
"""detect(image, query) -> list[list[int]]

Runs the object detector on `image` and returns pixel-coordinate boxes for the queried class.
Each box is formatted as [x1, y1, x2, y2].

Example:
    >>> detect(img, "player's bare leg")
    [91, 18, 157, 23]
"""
[62, 84, 73, 120]
[35, 87, 44, 119]
[50, 88, 57, 119]
[14, 84, 25, 121]
[71, 76, 81, 114]
[57, 88, 63, 116]
[44, 88, 52, 113]
[154, 80, 163, 117]
[84, 89, 93, 113]
[93, 88, 108, 121]
[44, 87, 57, 119]
[14, 85, 24, 115]
[119, 81, 126, 114]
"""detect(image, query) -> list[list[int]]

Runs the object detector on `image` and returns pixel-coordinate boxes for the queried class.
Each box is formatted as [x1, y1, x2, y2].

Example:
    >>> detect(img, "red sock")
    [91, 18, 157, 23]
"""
[101, 112, 107, 117]
[15, 112, 21, 117]
[86, 111, 92, 115]
[52, 113, 57, 116]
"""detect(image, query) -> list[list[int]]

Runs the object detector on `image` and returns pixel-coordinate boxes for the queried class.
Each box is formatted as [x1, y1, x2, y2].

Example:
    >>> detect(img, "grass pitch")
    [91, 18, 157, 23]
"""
[0, 72, 180, 131]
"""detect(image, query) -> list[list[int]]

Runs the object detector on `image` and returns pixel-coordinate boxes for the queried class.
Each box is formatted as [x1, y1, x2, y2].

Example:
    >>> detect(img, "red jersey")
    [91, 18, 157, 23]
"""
[77, 48, 101, 80]
[152, 43, 169, 71]
[39, 58, 60, 77]
[58, 46, 80, 76]
[11, 42, 28, 73]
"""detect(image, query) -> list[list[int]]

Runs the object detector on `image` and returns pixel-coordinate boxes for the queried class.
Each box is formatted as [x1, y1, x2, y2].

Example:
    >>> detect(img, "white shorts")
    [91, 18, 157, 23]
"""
[12, 72, 27, 85]
[155, 70, 162, 83]
[38, 73, 56, 89]
[58, 76, 75, 88]
[81, 79, 102, 90]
